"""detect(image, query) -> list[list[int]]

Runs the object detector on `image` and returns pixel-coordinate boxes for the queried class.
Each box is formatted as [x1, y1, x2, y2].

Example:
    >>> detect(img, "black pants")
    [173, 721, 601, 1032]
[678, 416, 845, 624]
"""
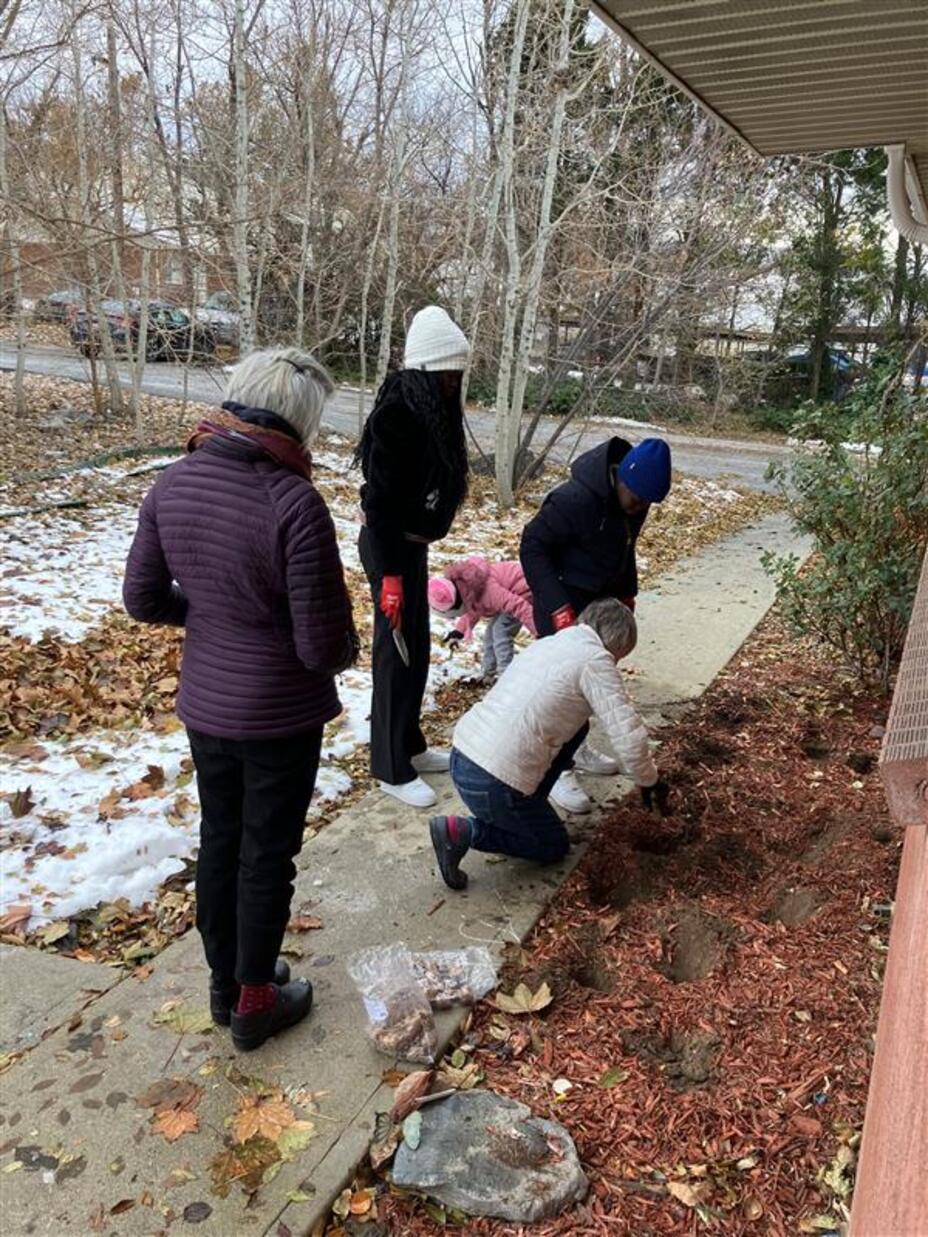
[359, 529, 430, 784]
[188, 727, 322, 986]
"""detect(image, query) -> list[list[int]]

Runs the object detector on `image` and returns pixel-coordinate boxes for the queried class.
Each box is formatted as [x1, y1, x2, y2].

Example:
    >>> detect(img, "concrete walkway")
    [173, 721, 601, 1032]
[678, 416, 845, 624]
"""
[0, 513, 807, 1236]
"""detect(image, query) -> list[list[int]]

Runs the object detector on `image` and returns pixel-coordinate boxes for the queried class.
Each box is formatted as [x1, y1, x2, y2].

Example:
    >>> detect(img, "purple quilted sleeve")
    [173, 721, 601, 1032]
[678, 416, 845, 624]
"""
[123, 486, 188, 627]
[284, 486, 356, 674]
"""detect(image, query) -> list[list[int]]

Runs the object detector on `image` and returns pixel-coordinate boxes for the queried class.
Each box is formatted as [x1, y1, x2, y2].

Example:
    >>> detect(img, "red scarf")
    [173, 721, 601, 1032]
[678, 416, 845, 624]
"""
[186, 410, 313, 482]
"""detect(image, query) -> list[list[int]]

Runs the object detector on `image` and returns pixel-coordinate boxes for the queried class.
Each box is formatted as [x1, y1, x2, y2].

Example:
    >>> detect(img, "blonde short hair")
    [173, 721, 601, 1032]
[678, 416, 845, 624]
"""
[226, 347, 334, 446]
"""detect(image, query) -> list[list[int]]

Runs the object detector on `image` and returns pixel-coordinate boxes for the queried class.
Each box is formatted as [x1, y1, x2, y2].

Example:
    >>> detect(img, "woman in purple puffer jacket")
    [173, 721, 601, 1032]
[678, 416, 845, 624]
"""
[123, 348, 357, 1051]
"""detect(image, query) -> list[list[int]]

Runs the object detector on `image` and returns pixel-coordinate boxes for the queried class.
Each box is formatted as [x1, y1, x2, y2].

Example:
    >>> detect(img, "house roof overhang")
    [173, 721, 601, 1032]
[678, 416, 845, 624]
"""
[591, 1, 928, 212]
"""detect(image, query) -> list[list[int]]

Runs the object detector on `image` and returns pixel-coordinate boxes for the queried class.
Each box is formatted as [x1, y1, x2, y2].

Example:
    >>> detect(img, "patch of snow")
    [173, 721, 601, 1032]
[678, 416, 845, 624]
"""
[2, 506, 137, 640]
[786, 436, 882, 457]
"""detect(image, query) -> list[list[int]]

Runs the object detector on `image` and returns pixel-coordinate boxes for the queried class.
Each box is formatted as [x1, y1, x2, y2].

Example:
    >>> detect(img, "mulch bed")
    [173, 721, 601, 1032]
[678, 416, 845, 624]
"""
[377, 614, 899, 1236]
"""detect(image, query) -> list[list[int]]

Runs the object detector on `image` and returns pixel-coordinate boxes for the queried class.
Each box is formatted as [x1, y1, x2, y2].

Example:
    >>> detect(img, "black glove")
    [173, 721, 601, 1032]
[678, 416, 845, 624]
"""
[443, 629, 464, 646]
[641, 779, 671, 817]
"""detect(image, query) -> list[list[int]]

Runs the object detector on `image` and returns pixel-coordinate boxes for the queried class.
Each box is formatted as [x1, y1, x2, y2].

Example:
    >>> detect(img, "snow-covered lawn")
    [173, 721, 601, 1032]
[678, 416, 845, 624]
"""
[0, 443, 485, 927]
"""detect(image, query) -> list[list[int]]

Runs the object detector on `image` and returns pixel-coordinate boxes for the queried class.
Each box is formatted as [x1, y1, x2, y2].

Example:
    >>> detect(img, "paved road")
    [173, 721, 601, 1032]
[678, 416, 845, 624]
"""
[1, 341, 789, 490]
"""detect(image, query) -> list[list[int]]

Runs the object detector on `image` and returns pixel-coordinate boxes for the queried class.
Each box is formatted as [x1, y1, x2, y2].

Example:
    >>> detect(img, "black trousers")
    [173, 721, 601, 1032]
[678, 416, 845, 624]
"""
[188, 727, 322, 986]
[359, 529, 430, 785]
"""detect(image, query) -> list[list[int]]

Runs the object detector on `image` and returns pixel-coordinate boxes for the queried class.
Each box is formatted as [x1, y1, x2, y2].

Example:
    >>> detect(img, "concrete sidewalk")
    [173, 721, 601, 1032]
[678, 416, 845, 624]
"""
[0, 513, 807, 1236]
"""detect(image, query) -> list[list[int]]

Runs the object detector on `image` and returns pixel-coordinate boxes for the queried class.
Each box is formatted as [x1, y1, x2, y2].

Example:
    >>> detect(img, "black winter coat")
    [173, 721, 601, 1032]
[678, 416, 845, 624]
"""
[520, 437, 646, 626]
[359, 375, 464, 576]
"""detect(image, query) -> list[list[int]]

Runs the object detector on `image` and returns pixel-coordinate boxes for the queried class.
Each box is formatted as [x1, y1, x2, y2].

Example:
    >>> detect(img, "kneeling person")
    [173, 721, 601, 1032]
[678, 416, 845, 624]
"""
[430, 598, 664, 890]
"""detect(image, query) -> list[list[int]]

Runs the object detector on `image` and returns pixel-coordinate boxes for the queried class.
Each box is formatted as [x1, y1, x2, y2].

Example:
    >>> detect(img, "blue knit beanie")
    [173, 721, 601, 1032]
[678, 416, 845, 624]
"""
[617, 438, 671, 503]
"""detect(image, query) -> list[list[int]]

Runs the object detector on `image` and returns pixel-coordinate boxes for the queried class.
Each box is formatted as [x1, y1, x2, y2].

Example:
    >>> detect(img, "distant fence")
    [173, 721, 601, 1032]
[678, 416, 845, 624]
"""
[849, 545, 928, 1235]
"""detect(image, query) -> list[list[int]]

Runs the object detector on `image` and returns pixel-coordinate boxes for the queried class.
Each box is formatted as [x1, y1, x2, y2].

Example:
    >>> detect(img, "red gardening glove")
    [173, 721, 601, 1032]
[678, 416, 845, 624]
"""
[380, 575, 404, 630]
[621, 596, 636, 613]
[552, 604, 576, 632]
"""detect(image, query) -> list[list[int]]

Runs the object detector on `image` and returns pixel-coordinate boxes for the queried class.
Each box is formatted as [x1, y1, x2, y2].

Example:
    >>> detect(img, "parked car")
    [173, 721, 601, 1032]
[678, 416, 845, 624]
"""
[69, 300, 216, 362]
[34, 287, 85, 322]
[196, 290, 239, 347]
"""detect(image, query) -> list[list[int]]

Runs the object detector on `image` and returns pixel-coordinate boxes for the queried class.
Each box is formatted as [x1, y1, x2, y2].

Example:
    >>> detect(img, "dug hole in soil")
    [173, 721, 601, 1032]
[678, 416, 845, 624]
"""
[380, 613, 899, 1236]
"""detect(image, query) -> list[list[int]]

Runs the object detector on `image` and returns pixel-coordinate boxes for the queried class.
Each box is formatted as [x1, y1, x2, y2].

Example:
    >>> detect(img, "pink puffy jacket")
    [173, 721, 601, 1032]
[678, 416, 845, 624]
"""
[446, 557, 537, 640]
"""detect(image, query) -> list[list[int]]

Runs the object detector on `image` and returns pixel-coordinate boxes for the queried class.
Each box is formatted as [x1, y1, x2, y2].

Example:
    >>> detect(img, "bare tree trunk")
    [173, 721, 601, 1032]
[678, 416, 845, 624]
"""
[491, 0, 530, 508]
[357, 192, 388, 431]
[232, 0, 255, 354]
[71, 5, 125, 415]
[374, 3, 413, 392]
[294, 38, 316, 347]
[0, 102, 26, 417]
[504, 0, 576, 496]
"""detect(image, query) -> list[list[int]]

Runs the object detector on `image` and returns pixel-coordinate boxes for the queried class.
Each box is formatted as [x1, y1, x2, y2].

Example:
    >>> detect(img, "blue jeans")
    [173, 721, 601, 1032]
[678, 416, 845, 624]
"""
[450, 738, 584, 865]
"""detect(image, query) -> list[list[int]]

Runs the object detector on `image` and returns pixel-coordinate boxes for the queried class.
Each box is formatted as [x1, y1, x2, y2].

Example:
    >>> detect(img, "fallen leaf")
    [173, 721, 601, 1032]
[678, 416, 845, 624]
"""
[182, 1201, 212, 1224]
[74, 749, 113, 770]
[287, 915, 323, 932]
[231, 1091, 296, 1144]
[436, 1061, 482, 1091]
[667, 1180, 711, 1208]
[88, 1202, 106, 1232]
[153, 1003, 213, 1036]
[36, 921, 70, 947]
[156, 676, 178, 693]
[137, 1078, 201, 1111]
[390, 1069, 434, 1122]
[552, 1077, 573, 1098]
[403, 1110, 422, 1151]
[495, 981, 552, 1015]
[0, 904, 31, 934]
[153, 1107, 199, 1142]
[597, 1067, 629, 1089]
[97, 789, 124, 820]
[124, 764, 167, 800]
[369, 1113, 403, 1170]
[349, 1188, 375, 1216]
[790, 1113, 823, 1138]
[286, 1188, 316, 1204]
[164, 1164, 197, 1188]
[743, 1196, 764, 1220]
[8, 787, 34, 818]
[332, 1188, 352, 1220]
[277, 1120, 316, 1159]
[110, 1199, 136, 1215]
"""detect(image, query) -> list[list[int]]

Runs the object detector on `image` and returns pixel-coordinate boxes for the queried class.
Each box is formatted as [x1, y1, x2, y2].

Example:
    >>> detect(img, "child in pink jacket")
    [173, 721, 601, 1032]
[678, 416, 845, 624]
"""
[428, 556, 537, 679]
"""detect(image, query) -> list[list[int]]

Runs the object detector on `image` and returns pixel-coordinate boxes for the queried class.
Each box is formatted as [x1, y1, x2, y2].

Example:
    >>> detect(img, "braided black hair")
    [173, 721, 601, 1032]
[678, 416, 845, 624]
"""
[354, 369, 469, 510]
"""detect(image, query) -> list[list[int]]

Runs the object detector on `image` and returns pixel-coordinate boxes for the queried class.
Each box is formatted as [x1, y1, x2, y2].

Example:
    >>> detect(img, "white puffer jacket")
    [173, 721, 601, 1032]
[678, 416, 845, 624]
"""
[453, 624, 658, 795]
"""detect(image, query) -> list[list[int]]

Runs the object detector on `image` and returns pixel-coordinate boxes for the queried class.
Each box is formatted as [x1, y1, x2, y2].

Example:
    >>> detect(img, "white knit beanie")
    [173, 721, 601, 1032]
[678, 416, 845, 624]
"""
[403, 305, 470, 372]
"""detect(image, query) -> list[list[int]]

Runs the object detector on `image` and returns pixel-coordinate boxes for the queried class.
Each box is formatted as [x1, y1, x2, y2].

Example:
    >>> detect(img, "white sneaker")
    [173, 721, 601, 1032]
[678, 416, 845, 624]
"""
[573, 742, 619, 775]
[550, 770, 592, 815]
[379, 776, 438, 809]
[412, 749, 451, 774]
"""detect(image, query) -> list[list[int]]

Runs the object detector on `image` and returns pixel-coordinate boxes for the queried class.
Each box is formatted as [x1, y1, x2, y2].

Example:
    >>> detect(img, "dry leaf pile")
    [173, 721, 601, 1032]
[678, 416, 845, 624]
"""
[380, 613, 898, 1235]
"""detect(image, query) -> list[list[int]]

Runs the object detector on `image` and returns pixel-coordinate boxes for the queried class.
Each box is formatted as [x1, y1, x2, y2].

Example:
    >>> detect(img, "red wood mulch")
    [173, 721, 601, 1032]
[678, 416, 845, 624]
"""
[378, 615, 900, 1236]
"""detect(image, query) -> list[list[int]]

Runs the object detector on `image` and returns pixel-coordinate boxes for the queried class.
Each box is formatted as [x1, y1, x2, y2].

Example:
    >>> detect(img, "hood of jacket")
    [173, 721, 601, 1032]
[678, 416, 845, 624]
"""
[569, 437, 632, 499]
[447, 556, 491, 608]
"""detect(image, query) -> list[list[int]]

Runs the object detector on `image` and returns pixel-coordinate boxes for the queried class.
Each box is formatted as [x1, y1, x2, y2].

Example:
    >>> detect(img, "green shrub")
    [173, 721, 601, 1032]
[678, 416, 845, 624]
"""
[763, 355, 928, 691]
[748, 404, 797, 435]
